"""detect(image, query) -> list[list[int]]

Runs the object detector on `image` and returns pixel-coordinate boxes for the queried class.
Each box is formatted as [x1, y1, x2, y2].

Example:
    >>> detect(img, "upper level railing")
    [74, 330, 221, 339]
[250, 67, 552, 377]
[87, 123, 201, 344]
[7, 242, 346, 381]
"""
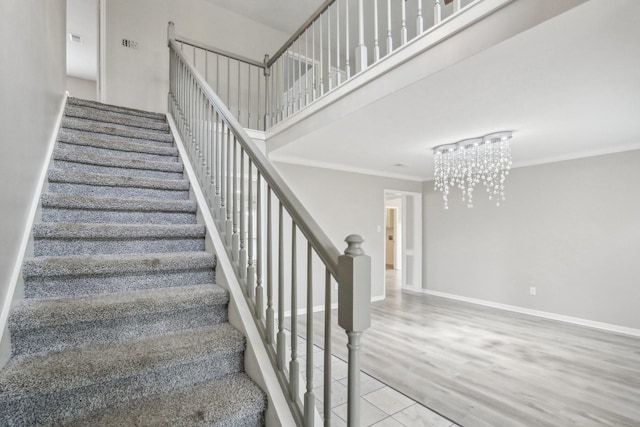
[264, 0, 471, 126]
[173, 0, 473, 132]
[174, 36, 269, 131]
[168, 23, 372, 426]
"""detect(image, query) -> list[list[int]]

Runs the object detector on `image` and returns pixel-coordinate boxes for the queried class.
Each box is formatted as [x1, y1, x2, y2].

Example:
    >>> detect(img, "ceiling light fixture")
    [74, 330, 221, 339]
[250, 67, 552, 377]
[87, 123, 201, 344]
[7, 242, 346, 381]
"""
[433, 131, 513, 209]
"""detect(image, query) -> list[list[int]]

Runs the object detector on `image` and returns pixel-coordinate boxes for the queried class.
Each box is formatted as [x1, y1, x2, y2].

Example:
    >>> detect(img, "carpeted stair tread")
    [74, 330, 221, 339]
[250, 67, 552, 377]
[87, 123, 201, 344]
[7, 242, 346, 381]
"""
[41, 193, 196, 213]
[67, 97, 166, 121]
[58, 128, 177, 158]
[22, 251, 214, 279]
[9, 285, 229, 356]
[65, 104, 170, 132]
[33, 223, 204, 240]
[61, 127, 175, 149]
[48, 168, 189, 191]
[47, 168, 189, 200]
[0, 98, 267, 425]
[10, 284, 227, 333]
[0, 324, 244, 396]
[62, 117, 174, 143]
[53, 148, 183, 173]
[73, 373, 266, 427]
[33, 223, 205, 256]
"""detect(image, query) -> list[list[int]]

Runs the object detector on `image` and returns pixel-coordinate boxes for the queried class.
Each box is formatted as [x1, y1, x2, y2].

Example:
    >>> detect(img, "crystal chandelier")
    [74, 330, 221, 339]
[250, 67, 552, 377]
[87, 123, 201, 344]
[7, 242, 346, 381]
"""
[433, 131, 513, 209]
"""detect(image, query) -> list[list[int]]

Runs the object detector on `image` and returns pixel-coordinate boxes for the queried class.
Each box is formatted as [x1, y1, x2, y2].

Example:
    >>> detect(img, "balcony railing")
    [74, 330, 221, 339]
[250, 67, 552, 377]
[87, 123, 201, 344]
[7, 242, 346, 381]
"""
[174, 0, 473, 132]
[265, 0, 471, 126]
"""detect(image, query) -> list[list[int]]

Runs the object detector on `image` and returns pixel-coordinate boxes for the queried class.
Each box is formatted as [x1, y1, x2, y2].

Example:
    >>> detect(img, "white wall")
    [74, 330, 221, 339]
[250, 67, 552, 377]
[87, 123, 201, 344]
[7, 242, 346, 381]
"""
[104, 0, 290, 113]
[0, 0, 67, 361]
[67, 76, 97, 100]
[273, 162, 422, 300]
[423, 150, 640, 330]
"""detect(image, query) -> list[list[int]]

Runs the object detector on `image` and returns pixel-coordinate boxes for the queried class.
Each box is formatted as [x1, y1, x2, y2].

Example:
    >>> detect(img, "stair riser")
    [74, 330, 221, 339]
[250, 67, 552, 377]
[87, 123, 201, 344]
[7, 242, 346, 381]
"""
[65, 107, 170, 132]
[53, 160, 184, 180]
[48, 182, 190, 200]
[25, 270, 214, 298]
[57, 141, 178, 163]
[62, 119, 173, 143]
[0, 352, 244, 426]
[11, 306, 228, 357]
[41, 208, 196, 225]
[34, 237, 205, 256]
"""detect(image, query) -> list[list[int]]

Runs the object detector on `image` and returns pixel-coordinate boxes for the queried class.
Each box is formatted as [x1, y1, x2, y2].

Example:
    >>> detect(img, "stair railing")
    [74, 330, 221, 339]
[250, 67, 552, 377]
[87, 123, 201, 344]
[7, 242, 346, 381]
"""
[172, 35, 269, 131]
[168, 22, 371, 426]
[264, 0, 468, 127]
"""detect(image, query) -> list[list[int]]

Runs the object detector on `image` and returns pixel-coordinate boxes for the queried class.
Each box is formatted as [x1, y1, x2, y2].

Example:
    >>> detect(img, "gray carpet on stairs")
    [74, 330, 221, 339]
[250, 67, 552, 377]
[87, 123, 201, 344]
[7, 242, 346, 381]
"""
[0, 97, 267, 426]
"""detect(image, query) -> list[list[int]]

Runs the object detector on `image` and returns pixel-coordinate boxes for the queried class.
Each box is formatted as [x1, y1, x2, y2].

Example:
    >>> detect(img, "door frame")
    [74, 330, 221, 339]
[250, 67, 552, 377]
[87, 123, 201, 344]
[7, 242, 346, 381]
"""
[383, 190, 423, 297]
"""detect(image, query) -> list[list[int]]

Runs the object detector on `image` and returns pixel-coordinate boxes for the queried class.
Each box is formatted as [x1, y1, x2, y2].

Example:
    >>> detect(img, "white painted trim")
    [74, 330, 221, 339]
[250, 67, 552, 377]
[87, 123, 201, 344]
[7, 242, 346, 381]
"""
[511, 142, 640, 171]
[0, 92, 68, 343]
[269, 154, 425, 182]
[245, 128, 266, 142]
[420, 289, 640, 337]
[167, 113, 297, 427]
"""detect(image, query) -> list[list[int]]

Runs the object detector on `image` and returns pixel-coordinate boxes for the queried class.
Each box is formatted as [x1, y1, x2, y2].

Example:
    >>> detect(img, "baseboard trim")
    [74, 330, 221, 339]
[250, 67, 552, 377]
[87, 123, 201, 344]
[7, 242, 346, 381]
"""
[0, 92, 68, 350]
[419, 289, 640, 337]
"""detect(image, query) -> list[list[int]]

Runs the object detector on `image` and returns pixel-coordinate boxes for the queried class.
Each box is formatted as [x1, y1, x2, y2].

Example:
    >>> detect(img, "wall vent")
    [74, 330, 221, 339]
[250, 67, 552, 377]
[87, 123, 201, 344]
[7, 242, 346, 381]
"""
[68, 33, 83, 44]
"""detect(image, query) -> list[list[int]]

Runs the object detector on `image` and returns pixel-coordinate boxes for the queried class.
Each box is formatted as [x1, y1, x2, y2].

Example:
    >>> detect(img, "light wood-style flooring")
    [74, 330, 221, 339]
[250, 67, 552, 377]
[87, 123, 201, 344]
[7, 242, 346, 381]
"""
[297, 270, 640, 426]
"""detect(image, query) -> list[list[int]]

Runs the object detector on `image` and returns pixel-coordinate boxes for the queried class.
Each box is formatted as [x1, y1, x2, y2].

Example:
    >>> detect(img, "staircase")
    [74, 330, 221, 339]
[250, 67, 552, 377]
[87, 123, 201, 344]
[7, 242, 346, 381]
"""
[0, 97, 267, 426]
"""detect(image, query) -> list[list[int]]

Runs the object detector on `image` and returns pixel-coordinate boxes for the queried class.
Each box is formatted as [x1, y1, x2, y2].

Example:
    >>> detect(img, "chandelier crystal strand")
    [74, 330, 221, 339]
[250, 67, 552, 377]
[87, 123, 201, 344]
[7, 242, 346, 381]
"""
[432, 132, 513, 209]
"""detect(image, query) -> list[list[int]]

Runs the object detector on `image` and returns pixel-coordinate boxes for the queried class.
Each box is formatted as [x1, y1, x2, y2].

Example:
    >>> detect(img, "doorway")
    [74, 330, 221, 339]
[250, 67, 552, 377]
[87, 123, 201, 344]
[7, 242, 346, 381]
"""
[384, 190, 422, 295]
[66, 0, 100, 100]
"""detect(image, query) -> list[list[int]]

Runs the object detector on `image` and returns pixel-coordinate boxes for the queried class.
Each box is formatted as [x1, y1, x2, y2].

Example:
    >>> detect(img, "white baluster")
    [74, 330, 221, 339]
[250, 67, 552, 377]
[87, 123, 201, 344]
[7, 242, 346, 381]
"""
[336, 0, 341, 86]
[386, 0, 393, 55]
[401, 0, 407, 45]
[312, 21, 317, 101]
[434, 0, 442, 25]
[327, 6, 332, 91]
[266, 187, 275, 344]
[345, 0, 351, 79]
[255, 171, 264, 320]
[417, 0, 424, 34]
[276, 202, 285, 370]
[231, 137, 238, 260]
[323, 269, 332, 423]
[453, 0, 461, 13]
[303, 243, 315, 426]
[319, 15, 324, 95]
[305, 29, 310, 106]
[373, 0, 380, 62]
[355, 0, 368, 72]
[239, 148, 247, 279]
[289, 221, 299, 400]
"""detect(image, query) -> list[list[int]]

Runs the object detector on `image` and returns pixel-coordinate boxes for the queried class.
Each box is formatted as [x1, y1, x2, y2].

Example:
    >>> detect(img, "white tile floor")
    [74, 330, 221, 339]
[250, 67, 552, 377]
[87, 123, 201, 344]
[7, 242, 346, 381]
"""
[292, 334, 458, 427]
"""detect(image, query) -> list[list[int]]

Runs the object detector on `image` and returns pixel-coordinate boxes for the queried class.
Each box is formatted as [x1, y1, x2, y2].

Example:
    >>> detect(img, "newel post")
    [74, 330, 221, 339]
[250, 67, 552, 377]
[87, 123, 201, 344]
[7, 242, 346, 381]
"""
[338, 234, 371, 427]
[167, 21, 175, 45]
